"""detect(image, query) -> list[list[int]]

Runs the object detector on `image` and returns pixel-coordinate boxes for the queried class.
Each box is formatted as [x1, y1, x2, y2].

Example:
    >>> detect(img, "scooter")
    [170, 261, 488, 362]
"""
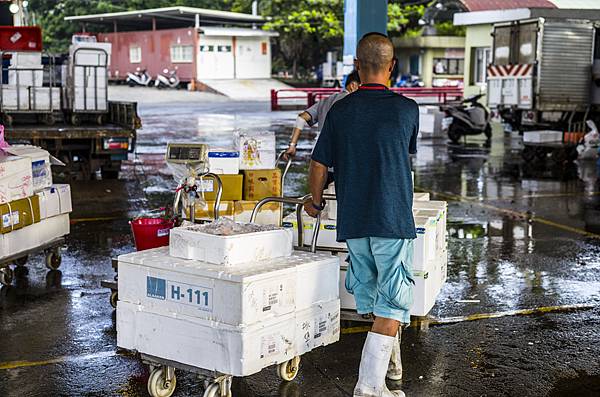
[126, 68, 153, 87]
[396, 74, 425, 88]
[441, 94, 492, 144]
[155, 68, 180, 89]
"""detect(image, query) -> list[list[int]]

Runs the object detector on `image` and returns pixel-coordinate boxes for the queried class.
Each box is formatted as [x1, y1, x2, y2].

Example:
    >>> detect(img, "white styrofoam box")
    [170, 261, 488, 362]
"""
[169, 226, 293, 265]
[73, 67, 108, 88]
[236, 131, 276, 170]
[36, 184, 72, 219]
[5, 145, 52, 191]
[1, 86, 30, 110]
[295, 299, 340, 355]
[411, 268, 438, 316]
[8, 68, 44, 87]
[70, 42, 112, 66]
[73, 86, 108, 111]
[28, 87, 60, 111]
[323, 183, 337, 220]
[118, 247, 339, 326]
[413, 215, 437, 273]
[414, 192, 430, 201]
[523, 130, 563, 143]
[338, 255, 356, 311]
[435, 249, 448, 294]
[208, 150, 240, 174]
[419, 110, 444, 135]
[0, 153, 33, 205]
[117, 300, 296, 377]
[283, 212, 346, 250]
[9, 52, 42, 67]
[0, 213, 69, 260]
[413, 200, 448, 253]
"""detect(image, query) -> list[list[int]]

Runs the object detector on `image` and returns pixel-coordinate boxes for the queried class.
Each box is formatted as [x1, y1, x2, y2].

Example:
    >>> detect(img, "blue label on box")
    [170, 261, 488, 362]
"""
[147, 276, 166, 300]
[209, 151, 239, 158]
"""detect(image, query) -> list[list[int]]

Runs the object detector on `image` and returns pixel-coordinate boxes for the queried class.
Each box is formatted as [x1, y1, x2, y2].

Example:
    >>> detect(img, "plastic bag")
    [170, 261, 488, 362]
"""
[577, 120, 599, 159]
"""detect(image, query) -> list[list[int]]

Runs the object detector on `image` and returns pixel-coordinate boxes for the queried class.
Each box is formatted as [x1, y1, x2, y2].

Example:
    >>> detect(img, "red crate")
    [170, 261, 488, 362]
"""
[0, 26, 42, 52]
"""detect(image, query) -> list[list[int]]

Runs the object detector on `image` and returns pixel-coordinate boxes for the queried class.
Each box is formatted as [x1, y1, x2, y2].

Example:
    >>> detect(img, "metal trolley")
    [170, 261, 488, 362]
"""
[0, 237, 65, 287]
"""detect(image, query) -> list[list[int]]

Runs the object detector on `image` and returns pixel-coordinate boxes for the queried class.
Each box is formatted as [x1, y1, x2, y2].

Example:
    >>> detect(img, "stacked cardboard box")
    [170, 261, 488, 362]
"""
[0, 146, 71, 260]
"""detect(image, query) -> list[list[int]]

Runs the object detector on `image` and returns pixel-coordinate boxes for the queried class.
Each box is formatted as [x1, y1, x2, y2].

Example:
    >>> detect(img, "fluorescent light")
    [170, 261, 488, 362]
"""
[9, 3, 20, 14]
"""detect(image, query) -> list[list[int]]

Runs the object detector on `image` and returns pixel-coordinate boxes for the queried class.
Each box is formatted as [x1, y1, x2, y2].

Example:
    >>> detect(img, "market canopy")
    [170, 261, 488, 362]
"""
[64, 6, 266, 31]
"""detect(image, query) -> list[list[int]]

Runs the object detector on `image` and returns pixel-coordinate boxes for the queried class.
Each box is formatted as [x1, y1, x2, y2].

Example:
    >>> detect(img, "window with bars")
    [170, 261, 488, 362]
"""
[129, 45, 141, 63]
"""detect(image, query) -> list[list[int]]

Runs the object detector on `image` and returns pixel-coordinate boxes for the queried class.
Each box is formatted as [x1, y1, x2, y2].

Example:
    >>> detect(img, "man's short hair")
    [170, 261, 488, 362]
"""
[345, 70, 361, 88]
[356, 32, 395, 74]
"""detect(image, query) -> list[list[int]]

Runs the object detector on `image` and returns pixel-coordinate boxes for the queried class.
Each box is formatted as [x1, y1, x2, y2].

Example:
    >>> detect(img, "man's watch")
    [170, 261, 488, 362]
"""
[311, 201, 325, 211]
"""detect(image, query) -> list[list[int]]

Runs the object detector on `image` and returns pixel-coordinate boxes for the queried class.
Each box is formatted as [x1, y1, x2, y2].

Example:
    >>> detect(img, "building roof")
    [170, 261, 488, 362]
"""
[455, 5, 600, 25]
[200, 27, 278, 38]
[460, 0, 555, 12]
[65, 6, 265, 30]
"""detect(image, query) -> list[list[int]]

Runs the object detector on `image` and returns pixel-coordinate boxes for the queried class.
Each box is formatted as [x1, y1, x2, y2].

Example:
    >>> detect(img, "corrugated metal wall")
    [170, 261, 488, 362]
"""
[538, 21, 594, 110]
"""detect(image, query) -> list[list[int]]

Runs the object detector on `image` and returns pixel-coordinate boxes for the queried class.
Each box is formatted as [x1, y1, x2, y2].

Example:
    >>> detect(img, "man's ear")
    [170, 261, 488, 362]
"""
[354, 58, 360, 71]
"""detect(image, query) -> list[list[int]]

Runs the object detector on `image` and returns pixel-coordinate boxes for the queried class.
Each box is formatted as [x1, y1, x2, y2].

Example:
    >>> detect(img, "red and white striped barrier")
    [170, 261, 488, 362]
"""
[488, 64, 533, 78]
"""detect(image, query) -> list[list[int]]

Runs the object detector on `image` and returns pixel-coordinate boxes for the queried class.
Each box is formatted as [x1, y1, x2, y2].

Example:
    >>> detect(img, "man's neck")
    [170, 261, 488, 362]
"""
[360, 73, 389, 87]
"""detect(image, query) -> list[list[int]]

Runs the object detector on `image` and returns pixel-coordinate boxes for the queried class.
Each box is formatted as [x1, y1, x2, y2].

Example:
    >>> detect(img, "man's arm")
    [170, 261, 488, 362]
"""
[284, 108, 315, 160]
[304, 160, 328, 218]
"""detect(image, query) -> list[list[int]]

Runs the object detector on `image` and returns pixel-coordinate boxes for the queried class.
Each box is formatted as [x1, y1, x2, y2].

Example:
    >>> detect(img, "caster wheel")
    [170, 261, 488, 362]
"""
[203, 383, 232, 397]
[13, 256, 28, 267]
[277, 356, 301, 382]
[0, 267, 14, 286]
[147, 367, 176, 397]
[45, 250, 62, 270]
[70, 114, 81, 126]
[96, 115, 105, 125]
[110, 290, 118, 309]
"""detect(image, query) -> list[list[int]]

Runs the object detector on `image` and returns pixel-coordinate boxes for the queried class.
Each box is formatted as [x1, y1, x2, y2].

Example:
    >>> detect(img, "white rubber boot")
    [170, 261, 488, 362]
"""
[354, 332, 406, 397]
[386, 330, 403, 381]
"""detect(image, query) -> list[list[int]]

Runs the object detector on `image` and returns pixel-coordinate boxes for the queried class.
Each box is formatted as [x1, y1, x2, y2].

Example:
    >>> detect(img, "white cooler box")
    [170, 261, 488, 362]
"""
[208, 150, 240, 174]
[8, 68, 43, 87]
[118, 248, 339, 327]
[523, 130, 563, 143]
[37, 184, 73, 219]
[169, 226, 293, 265]
[0, 153, 33, 205]
[413, 200, 447, 251]
[5, 145, 53, 191]
[0, 214, 70, 260]
[414, 192, 430, 201]
[413, 215, 437, 272]
[117, 299, 340, 377]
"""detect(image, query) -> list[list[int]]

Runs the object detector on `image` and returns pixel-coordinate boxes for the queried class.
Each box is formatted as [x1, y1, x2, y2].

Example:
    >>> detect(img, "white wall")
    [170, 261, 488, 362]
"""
[197, 35, 234, 79]
[235, 37, 271, 79]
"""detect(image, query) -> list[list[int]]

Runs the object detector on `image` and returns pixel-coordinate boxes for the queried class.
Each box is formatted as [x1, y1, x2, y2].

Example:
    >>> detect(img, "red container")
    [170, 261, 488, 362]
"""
[130, 217, 174, 251]
[0, 26, 43, 52]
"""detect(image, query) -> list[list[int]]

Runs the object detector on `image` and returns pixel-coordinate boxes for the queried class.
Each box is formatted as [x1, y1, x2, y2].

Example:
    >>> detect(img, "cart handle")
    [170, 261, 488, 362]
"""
[172, 172, 223, 222]
[250, 195, 321, 253]
[275, 150, 293, 194]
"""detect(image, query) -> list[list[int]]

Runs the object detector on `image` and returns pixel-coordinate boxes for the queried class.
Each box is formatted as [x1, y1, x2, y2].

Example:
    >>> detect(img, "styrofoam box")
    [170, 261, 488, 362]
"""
[208, 150, 240, 174]
[74, 86, 108, 111]
[413, 215, 437, 272]
[169, 226, 293, 265]
[236, 131, 276, 170]
[435, 249, 448, 294]
[413, 201, 448, 253]
[70, 42, 112, 66]
[414, 192, 430, 201]
[5, 145, 52, 191]
[28, 87, 60, 111]
[323, 183, 337, 220]
[233, 204, 280, 226]
[118, 247, 339, 326]
[8, 68, 43, 87]
[411, 268, 438, 317]
[9, 52, 42, 67]
[283, 213, 346, 250]
[37, 184, 72, 219]
[419, 111, 443, 135]
[0, 153, 33, 205]
[117, 299, 340, 377]
[1, 86, 30, 110]
[0, 214, 69, 260]
[523, 130, 563, 143]
[73, 67, 108, 88]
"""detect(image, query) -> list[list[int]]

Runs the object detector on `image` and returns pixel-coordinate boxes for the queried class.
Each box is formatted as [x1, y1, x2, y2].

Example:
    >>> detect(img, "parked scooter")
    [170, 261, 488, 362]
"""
[126, 67, 153, 87]
[155, 68, 180, 89]
[396, 74, 425, 88]
[441, 94, 492, 144]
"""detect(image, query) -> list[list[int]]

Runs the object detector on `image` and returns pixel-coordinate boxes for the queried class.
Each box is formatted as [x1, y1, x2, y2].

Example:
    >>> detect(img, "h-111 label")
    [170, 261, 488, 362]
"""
[147, 276, 213, 312]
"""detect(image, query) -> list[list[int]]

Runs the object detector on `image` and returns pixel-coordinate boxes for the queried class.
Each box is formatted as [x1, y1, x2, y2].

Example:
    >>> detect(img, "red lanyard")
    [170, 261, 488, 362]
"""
[359, 84, 388, 91]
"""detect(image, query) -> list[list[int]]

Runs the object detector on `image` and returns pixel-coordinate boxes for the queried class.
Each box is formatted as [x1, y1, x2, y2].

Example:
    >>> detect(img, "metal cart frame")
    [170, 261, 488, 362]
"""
[0, 236, 65, 286]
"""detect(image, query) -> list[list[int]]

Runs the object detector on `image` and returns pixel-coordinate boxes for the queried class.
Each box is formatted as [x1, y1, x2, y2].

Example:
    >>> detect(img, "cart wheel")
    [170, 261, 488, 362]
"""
[96, 115, 105, 125]
[44, 113, 56, 126]
[13, 256, 28, 267]
[70, 114, 81, 126]
[45, 250, 62, 270]
[2, 114, 13, 127]
[147, 367, 177, 397]
[0, 267, 14, 287]
[277, 356, 301, 382]
[203, 383, 232, 397]
[110, 290, 118, 309]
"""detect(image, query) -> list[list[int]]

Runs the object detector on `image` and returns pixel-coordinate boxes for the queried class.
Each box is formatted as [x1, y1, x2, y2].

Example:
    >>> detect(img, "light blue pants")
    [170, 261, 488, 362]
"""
[345, 237, 415, 324]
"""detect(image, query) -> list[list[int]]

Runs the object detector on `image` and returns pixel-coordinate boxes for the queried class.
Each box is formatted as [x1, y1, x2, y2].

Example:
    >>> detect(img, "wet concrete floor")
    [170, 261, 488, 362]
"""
[1, 96, 600, 396]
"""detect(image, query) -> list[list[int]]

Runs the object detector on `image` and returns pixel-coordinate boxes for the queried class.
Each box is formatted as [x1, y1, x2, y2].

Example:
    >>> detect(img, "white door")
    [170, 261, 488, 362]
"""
[235, 37, 271, 79]
[197, 35, 234, 79]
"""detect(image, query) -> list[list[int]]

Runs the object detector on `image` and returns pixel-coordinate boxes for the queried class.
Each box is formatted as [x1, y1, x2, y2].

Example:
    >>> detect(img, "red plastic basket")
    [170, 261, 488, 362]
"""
[130, 217, 174, 251]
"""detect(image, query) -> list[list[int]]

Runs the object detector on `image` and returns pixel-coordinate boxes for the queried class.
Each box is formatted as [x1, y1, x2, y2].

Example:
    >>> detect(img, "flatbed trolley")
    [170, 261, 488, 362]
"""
[0, 236, 65, 286]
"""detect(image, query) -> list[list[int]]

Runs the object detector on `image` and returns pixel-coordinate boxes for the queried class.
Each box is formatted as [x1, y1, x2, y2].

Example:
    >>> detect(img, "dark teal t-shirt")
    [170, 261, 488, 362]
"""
[311, 83, 419, 241]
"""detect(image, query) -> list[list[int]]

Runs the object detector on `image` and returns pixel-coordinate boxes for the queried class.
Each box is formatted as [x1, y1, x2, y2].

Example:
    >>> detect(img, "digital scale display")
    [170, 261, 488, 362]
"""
[166, 143, 208, 163]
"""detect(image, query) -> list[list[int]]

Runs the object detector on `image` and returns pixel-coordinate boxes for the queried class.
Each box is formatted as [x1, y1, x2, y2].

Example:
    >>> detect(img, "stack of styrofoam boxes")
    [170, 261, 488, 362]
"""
[117, 227, 340, 376]
[0, 145, 71, 259]
[419, 106, 445, 138]
[69, 41, 111, 112]
[3, 51, 60, 112]
[196, 132, 281, 225]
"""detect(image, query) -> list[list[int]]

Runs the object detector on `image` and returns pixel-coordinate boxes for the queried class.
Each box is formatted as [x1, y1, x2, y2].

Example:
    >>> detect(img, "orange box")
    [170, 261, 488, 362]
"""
[242, 169, 282, 201]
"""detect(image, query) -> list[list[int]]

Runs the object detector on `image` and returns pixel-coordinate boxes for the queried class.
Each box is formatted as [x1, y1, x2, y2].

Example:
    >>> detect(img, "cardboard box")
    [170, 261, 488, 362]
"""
[236, 131, 276, 170]
[233, 200, 281, 226]
[5, 145, 52, 191]
[199, 174, 243, 201]
[0, 153, 33, 205]
[169, 225, 293, 265]
[242, 169, 282, 201]
[208, 150, 240, 175]
[184, 200, 235, 221]
[36, 184, 73, 219]
[0, 195, 40, 234]
[0, 213, 69, 261]
[117, 247, 339, 327]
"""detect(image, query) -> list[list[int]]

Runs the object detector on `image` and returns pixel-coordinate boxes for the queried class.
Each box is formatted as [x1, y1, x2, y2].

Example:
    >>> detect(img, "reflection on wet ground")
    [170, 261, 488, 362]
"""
[1, 100, 600, 396]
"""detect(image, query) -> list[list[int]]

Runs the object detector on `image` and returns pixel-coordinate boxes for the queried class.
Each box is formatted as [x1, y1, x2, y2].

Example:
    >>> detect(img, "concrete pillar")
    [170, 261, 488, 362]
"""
[343, 0, 388, 73]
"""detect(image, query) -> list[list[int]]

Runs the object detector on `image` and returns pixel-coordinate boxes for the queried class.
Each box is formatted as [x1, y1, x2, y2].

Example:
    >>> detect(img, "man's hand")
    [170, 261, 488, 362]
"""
[282, 145, 296, 161]
[304, 201, 322, 218]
